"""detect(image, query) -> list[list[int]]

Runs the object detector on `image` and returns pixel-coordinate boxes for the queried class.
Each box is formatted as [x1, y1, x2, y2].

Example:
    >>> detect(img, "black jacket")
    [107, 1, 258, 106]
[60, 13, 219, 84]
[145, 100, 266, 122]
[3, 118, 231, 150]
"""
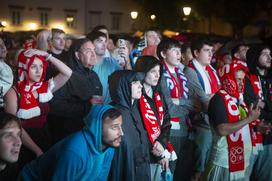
[108, 70, 151, 181]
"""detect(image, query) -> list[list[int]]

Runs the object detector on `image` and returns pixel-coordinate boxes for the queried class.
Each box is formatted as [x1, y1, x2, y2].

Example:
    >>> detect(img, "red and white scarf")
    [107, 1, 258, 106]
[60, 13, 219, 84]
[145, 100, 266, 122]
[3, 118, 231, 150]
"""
[247, 73, 264, 153]
[16, 50, 53, 119]
[188, 59, 220, 94]
[218, 62, 255, 179]
[162, 62, 188, 129]
[218, 90, 247, 180]
[139, 93, 177, 161]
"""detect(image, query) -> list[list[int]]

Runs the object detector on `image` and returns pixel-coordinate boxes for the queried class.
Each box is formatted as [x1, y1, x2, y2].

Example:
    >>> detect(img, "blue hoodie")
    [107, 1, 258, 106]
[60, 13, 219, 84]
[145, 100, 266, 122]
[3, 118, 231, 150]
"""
[20, 105, 115, 181]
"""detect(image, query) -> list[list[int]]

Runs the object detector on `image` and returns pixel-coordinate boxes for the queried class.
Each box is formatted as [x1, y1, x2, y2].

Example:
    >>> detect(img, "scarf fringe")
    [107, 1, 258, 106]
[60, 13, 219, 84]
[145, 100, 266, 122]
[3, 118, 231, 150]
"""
[39, 91, 53, 103]
[162, 149, 177, 161]
[252, 144, 264, 155]
[170, 121, 180, 130]
[17, 106, 41, 119]
[230, 170, 245, 181]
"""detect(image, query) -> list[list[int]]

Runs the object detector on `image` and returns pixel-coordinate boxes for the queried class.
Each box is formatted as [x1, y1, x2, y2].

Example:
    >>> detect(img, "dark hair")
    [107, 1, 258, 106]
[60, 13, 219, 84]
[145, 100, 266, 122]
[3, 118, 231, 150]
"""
[190, 37, 212, 57]
[231, 43, 247, 58]
[86, 31, 107, 42]
[246, 44, 271, 74]
[135, 55, 160, 73]
[109, 34, 118, 46]
[181, 42, 191, 54]
[0, 112, 21, 130]
[92, 25, 108, 32]
[51, 28, 65, 39]
[156, 38, 181, 60]
[102, 108, 121, 121]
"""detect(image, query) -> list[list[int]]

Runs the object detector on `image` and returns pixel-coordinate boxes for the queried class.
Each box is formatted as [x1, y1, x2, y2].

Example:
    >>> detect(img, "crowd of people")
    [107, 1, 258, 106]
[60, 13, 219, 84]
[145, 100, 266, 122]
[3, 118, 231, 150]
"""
[0, 25, 272, 181]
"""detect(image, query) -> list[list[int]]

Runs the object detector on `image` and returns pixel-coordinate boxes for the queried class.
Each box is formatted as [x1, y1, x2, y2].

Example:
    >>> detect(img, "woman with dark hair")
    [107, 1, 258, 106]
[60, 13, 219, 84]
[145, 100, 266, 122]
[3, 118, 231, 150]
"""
[135, 55, 176, 180]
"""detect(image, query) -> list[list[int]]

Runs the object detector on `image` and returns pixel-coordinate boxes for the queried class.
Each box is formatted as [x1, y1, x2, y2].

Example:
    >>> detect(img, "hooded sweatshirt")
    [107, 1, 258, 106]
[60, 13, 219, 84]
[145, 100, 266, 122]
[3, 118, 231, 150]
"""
[108, 70, 151, 181]
[20, 105, 115, 181]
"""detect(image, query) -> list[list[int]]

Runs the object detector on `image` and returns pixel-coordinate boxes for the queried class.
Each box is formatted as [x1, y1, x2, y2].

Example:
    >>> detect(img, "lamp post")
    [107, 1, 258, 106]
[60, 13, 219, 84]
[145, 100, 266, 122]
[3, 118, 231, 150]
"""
[130, 11, 138, 20]
[0, 21, 6, 32]
[183, 7, 191, 16]
[150, 14, 156, 21]
[130, 11, 138, 32]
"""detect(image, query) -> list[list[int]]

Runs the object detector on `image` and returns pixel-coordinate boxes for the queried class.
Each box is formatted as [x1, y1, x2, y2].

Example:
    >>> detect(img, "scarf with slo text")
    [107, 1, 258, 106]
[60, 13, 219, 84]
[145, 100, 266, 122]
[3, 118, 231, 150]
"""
[218, 62, 251, 180]
[162, 62, 188, 129]
[139, 93, 177, 161]
[218, 90, 246, 180]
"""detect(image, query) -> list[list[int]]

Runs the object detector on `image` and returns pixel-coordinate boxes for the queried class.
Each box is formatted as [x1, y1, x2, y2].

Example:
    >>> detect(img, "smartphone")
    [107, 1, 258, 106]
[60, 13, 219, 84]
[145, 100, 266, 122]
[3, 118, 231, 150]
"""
[118, 39, 126, 48]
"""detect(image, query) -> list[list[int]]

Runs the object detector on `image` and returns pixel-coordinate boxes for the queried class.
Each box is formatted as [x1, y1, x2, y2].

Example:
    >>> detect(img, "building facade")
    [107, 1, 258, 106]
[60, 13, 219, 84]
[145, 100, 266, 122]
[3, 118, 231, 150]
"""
[0, 0, 140, 35]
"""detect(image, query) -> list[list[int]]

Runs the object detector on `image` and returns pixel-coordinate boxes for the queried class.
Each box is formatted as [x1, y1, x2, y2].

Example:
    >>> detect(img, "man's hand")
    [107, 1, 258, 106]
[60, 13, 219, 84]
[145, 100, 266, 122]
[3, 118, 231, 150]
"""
[248, 103, 261, 122]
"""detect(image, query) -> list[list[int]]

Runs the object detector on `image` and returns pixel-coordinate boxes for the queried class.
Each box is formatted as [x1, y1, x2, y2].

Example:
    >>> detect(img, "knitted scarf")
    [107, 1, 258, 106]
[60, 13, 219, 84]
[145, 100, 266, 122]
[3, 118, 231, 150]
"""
[247, 73, 264, 153]
[188, 59, 220, 94]
[218, 90, 248, 180]
[162, 62, 188, 129]
[16, 50, 53, 119]
[139, 93, 177, 161]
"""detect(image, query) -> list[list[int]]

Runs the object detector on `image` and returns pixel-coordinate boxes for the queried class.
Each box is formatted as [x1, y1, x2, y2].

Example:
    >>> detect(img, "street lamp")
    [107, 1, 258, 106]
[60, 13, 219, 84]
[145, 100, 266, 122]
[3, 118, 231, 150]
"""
[183, 7, 191, 16]
[130, 11, 138, 20]
[150, 14, 156, 21]
[0, 21, 6, 32]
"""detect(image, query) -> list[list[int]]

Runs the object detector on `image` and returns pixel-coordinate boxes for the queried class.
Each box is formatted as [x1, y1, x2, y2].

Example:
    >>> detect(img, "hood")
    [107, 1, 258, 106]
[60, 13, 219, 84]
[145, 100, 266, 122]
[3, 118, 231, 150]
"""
[108, 70, 144, 109]
[246, 44, 270, 75]
[218, 61, 248, 99]
[82, 105, 113, 154]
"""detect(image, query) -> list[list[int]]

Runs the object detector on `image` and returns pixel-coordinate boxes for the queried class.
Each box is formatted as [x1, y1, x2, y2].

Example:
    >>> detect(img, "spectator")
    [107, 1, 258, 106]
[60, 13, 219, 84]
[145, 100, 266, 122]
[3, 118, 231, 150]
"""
[4, 49, 72, 167]
[0, 112, 22, 181]
[135, 56, 176, 180]
[108, 70, 151, 181]
[188, 37, 221, 181]
[87, 31, 125, 104]
[48, 38, 102, 143]
[205, 62, 260, 180]
[0, 38, 13, 110]
[245, 45, 272, 180]
[20, 105, 123, 181]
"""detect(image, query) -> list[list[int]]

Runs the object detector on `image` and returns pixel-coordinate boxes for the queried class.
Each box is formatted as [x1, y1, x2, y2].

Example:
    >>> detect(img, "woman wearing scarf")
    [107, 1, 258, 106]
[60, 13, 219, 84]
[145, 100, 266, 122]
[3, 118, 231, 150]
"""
[108, 70, 151, 181]
[205, 62, 260, 180]
[4, 49, 72, 166]
[135, 56, 177, 180]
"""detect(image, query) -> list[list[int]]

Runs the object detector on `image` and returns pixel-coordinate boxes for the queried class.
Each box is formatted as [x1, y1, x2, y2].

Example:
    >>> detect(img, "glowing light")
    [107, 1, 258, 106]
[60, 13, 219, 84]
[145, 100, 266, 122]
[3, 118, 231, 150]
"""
[183, 7, 191, 16]
[29, 23, 38, 30]
[1, 21, 7, 27]
[66, 17, 74, 23]
[130, 11, 138, 20]
[54, 24, 65, 30]
[150, 14, 156, 21]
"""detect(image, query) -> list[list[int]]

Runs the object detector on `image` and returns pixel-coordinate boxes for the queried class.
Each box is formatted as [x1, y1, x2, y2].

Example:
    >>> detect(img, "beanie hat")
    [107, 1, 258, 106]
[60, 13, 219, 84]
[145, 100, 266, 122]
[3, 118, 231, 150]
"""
[134, 55, 161, 73]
